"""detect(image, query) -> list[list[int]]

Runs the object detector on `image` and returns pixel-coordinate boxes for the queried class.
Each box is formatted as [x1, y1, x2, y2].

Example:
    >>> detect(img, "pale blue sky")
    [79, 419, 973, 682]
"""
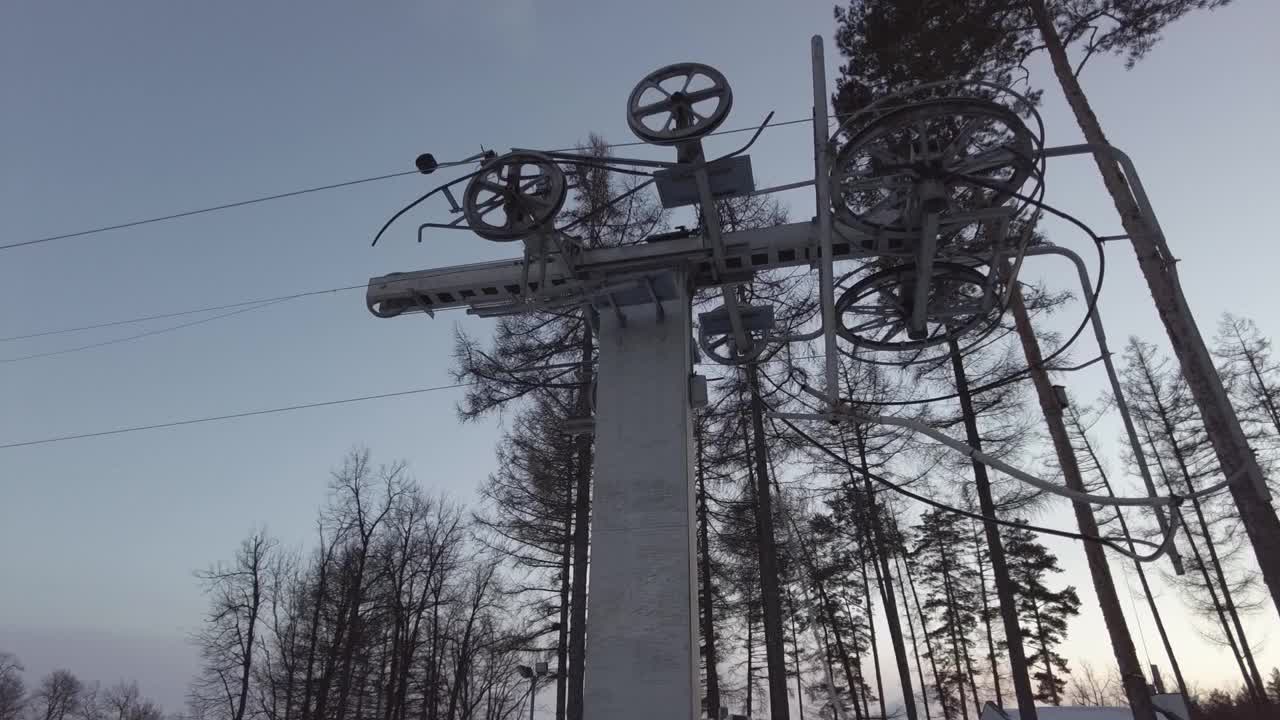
[2, 0, 1278, 712]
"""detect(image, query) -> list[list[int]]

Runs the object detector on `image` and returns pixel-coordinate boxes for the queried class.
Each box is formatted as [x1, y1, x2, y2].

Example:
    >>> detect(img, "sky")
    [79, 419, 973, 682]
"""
[2, 0, 1279, 714]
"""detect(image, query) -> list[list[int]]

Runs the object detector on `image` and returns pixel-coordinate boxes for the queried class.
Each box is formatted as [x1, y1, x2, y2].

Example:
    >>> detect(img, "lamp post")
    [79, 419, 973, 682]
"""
[516, 662, 551, 720]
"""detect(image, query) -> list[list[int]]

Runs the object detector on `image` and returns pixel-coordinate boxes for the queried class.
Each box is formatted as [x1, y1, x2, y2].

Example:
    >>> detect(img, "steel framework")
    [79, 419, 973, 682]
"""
[364, 35, 1235, 720]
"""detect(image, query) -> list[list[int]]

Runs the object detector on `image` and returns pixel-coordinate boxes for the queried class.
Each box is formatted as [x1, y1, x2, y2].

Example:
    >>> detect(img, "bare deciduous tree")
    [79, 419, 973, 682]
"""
[190, 530, 275, 720]
[104, 682, 161, 720]
[0, 653, 24, 720]
[1067, 662, 1124, 707]
[75, 683, 105, 720]
[187, 449, 530, 720]
[35, 669, 83, 720]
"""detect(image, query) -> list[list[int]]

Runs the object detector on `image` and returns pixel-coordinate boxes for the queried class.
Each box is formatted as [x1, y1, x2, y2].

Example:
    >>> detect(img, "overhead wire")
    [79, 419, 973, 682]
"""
[0, 282, 370, 342]
[0, 351, 1205, 567]
[4, 100, 1117, 459]
[0, 376, 774, 450]
[3, 87, 1195, 594]
[6, 116, 825, 253]
[0, 382, 474, 450]
[3, 168, 418, 251]
[6, 98, 1042, 348]
[1, 298, 293, 363]
[0, 279, 470, 359]
[3, 112, 836, 343]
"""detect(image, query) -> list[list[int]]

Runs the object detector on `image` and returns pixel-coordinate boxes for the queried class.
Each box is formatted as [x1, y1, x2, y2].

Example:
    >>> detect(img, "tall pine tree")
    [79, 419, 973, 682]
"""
[1002, 525, 1080, 706]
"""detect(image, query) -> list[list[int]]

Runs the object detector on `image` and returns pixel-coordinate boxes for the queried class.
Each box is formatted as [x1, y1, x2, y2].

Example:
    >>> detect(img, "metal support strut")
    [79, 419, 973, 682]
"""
[812, 35, 839, 408]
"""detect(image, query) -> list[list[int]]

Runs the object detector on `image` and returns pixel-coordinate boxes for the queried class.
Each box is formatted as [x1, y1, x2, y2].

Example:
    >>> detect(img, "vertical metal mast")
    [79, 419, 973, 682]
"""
[583, 275, 700, 720]
[811, 36, 839, 407]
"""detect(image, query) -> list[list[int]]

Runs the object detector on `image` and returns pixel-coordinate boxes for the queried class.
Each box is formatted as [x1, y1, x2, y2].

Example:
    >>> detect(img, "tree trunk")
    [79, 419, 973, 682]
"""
[1129, 348, 1267, 701]
[851, 428, 919, 720]
[556, 519, 571, 720]
[1240, 345, 1280, 436]
[235, 546, 263, 720]
[1030, 606, 1057, 705]
[375, 631, 390, 720]
[896, 556, 936, 717]
[898, 547, 948, 720]
[814, 576, 864, 720]
[815, 610, 846, 720]
[857, 549, 888, 720]
[398, 605, 424, 720]
[333, 559, 368, 720]
[936, 550, 973, 720]
[1025, 0, 1280, 617]
[957, 614, 981, 719]
[1071, 411, 1190, 700]
[428, 590, 443, 720]
[1170, 452, 1265, 698]
[942, 561, 969, 720]
[447, 588, 485, 720]
[747, 367, 793, 720]
[890, 549, 931, 720]
[844, 601, 869, 720]
[1140, 419, 1255, 696]
[353, 662, 369, 720]
[972, 528, 1003, 709]
[1157, 450, 1254, 696]
[301, 541, 332, 720]
[384, 616, 402, 720]
[946, 339, 1036, 719]
[787, 591, 806, 720]
[1006, 283, 1157, 720]
[747, 616, 755, 717]
[697, 423, 723, 720]
[282, 613, 298, 720]
[566, 327, 594, 720]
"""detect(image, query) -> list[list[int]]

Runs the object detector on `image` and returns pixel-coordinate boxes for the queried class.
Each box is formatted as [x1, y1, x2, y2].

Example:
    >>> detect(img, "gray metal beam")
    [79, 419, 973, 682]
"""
[366, 220, 836, 317]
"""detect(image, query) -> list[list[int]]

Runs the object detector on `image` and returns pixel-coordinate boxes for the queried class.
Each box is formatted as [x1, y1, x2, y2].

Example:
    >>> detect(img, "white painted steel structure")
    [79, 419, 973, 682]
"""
[365, 35, 1231, 719]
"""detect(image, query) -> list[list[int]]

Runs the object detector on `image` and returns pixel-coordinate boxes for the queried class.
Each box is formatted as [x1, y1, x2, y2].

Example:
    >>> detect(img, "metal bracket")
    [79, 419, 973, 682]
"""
[562, 416, 596, 437]
[442, 186, 462, 213]
[604, 292, 626, 328]
[689, 374, 709, 409]
[410, 291, 436, 318]
[644, 276, 665, 323]
[654, 156, 755, 209]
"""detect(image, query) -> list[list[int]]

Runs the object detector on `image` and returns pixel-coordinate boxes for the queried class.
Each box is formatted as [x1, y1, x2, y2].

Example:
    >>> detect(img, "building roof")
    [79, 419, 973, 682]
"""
[977, 695, 1189, 720]
[980, 710, 1134, 720]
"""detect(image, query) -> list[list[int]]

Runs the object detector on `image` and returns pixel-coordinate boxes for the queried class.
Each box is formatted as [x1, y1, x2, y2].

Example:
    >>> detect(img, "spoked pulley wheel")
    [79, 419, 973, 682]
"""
[626, 63, 733, 145]
[697, 302, 776, 366]
[835, 261, 997, 351]
[699, 328, 771, 366]
[462, 151, 567, 241]
[832, 99, 1034, 238]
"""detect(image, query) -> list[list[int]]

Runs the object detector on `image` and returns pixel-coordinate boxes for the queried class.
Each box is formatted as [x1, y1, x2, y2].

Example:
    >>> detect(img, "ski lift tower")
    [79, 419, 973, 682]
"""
[366, 36, 1042, 720]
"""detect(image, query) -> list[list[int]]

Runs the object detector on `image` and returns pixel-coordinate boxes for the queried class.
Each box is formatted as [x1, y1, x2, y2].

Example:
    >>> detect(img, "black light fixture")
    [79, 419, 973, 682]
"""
[415, 153, 439, 175]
